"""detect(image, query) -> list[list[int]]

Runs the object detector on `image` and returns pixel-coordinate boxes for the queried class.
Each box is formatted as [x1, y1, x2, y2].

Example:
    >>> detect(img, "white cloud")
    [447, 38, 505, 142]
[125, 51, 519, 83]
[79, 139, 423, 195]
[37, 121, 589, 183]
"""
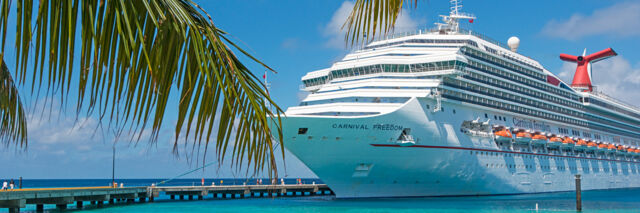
[323, 1, 420, 49]
[557, 56, 640, 106]
[541, 1, 640, 40]
[27, 115, 101, 146]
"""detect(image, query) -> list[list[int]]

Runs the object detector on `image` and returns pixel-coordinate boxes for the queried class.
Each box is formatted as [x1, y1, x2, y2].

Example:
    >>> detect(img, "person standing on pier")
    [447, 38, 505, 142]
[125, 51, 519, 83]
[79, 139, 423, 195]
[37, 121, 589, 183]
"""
[2, 180, 7, 190]
[9, 179, 14, 190]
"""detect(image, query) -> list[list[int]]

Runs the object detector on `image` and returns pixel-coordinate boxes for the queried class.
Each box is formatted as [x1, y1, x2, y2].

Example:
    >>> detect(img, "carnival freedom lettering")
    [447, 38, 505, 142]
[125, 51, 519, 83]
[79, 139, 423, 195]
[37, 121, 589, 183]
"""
[331, 123, 403, 131]
[332, 124, 369, 130]
[512, 117, 551, 132]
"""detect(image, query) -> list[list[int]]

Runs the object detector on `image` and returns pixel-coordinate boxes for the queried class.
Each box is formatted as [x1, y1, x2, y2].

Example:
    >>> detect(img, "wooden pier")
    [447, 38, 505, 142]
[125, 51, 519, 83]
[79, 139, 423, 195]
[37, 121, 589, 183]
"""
[154, 184, 333, 200]
[0, 184, 332, 212]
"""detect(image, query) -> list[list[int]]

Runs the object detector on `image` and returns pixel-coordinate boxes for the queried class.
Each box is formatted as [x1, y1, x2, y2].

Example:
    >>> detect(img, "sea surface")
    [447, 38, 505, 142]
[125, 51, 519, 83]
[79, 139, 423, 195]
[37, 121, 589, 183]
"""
[4, 179, 640, 212]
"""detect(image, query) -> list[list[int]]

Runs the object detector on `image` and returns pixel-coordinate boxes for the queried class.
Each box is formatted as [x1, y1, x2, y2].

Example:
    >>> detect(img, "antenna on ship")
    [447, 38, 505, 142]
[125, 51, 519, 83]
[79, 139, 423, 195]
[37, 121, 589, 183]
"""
[436, 0, 476, 33]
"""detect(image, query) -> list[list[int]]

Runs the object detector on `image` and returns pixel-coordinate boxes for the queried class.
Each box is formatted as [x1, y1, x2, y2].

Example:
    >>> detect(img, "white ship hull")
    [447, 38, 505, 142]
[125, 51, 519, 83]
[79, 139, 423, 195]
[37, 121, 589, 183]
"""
[282, 98, 640, 198]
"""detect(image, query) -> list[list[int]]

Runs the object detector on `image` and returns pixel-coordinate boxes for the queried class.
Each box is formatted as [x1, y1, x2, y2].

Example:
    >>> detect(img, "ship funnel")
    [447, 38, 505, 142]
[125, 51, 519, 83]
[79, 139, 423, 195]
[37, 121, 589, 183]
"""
[559, 48, 617, 92]
[508, 36, 520, 52]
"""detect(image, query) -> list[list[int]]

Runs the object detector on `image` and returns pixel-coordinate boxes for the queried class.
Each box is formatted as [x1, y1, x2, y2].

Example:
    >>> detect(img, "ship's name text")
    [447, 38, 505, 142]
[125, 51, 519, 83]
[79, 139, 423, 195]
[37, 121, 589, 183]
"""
[331, 123, 403, 131]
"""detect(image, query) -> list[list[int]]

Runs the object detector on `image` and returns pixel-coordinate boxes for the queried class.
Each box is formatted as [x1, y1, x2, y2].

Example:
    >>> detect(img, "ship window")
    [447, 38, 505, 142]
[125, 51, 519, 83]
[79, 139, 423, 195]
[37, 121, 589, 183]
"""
[298, 128, 308, 135]
[453, 109, 456, 114]
[484, 113, 488, 118]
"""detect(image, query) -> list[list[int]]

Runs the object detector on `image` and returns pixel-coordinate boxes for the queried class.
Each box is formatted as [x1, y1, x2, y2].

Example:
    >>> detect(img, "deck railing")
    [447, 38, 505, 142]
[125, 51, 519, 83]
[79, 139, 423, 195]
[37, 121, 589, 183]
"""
[363, 27, 509, 50]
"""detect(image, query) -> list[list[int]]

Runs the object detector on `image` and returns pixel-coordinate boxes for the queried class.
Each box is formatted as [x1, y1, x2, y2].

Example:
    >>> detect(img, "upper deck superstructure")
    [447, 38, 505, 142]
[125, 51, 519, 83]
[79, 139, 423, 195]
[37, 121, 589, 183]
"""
[289, 14, 640, 143]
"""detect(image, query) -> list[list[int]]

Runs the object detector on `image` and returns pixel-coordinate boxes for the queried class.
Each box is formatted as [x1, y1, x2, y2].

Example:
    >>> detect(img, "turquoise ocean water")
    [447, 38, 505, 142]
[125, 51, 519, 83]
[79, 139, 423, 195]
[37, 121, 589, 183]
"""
[4, 179, 640, 212]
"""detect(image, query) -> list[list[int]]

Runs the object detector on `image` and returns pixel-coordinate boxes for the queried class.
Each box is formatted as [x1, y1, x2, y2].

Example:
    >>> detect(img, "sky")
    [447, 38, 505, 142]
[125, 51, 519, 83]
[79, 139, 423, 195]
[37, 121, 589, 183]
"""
[2, 0, 640, 180]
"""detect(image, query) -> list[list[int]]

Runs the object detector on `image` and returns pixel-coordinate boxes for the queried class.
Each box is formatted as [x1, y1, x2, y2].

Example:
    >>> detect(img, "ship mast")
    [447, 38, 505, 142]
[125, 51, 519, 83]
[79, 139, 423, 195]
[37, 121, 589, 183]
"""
[436, 0, 476, 33]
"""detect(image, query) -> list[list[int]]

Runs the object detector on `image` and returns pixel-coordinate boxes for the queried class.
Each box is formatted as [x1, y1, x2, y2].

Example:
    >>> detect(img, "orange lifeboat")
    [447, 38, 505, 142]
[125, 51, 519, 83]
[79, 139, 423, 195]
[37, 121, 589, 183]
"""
[616, 145, 627, 156]
[586, 141, 597, 152]
[597, 143, 608, 154]
[574, 139, 587, 151]
[515, 130, 532, 145]
[561, 137, 575, 149]
[635, 149, 640, 158]
[607, 144, 617, 154]
[626, 148, 635, 157]
[547, 136, 563, 148]
[494, 128, 513, 143]
[531, 133, 548, 146]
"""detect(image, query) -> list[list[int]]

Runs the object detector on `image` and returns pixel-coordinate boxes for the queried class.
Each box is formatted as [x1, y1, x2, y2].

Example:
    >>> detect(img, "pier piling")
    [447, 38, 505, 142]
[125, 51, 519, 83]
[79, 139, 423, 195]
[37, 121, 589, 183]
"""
[575, 174, 582, 211]
[56, 204, 67, 210]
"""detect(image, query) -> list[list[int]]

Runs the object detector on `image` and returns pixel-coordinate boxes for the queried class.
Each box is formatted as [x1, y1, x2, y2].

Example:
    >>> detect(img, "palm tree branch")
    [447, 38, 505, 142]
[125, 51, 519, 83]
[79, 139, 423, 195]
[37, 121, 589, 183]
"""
[343, 0, 418, 47]
[0, 0, 284, 176]
[0, 60, 27, 148]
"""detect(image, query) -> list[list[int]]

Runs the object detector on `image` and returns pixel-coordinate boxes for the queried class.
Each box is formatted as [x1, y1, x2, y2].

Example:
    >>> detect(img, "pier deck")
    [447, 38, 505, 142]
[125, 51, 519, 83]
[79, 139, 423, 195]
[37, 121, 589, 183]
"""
[0, 184, 332, 212]
[153, 184, 332, 199]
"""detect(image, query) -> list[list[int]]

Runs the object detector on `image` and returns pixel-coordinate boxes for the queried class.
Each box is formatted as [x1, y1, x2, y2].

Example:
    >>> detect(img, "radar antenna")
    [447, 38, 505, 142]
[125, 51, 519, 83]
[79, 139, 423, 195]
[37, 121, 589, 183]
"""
[436, 0, 476, 33]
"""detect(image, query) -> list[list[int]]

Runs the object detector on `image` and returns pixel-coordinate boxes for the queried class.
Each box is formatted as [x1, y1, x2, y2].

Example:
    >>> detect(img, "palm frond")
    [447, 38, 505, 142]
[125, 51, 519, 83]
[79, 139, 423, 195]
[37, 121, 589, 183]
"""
[0, 0, 284, 176]
[343, 0, 417, 47]
[0, 60, 27, 148]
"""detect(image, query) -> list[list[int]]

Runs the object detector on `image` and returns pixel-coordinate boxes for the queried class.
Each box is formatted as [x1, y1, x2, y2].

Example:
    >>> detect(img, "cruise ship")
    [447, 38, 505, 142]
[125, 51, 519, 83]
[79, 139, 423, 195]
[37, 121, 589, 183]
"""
[279, 1, 640, 198]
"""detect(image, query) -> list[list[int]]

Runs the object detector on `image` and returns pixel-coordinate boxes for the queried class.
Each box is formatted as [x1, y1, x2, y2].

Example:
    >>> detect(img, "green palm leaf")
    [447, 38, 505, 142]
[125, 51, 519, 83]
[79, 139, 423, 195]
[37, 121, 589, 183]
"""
[0, 0, 284, 176]
[343, 0, 417, 46]
[0, 60, 27, 148]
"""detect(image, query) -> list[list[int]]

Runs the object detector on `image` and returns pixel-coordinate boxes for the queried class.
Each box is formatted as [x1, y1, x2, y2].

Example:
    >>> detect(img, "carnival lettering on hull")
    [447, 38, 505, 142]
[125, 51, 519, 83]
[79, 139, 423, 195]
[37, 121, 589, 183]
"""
[331, 124, 404, 131]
